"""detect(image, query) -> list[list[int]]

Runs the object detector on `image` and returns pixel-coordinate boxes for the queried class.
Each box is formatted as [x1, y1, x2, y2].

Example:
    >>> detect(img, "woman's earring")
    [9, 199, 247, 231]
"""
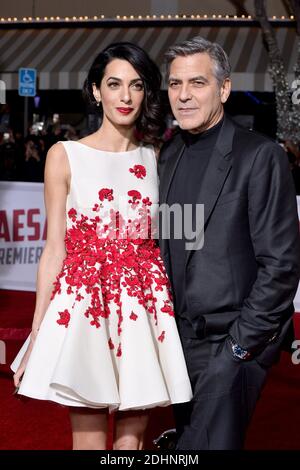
[96, 100, 101, 107]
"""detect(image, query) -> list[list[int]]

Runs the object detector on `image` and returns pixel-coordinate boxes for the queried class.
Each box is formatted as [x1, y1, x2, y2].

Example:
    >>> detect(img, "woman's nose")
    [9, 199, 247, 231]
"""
[121, 88, 132, 103]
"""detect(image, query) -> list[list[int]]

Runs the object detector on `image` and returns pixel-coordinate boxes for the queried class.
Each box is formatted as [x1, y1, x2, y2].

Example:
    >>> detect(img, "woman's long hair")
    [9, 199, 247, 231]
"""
[83, 42, 165, 144]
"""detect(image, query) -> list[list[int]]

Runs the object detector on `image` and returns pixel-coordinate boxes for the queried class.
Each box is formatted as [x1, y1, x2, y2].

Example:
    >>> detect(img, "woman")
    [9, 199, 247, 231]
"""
[11, 42, 192, 450]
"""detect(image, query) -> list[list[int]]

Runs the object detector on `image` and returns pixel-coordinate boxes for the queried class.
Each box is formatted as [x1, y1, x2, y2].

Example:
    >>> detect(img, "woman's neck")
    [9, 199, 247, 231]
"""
[94, 119, 139, 152]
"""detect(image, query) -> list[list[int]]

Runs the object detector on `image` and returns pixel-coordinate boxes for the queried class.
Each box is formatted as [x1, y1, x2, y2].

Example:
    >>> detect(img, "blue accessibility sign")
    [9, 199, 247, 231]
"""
[18, 68, 37, 97]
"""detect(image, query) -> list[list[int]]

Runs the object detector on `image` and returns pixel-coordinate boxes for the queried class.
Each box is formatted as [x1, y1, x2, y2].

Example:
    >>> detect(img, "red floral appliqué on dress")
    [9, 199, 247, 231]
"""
[142, 197, 152, 206]
[117, 343, 122, 357]
[128, 190, 142, 209]
[99, 188, 114, 202]
[160, 300, 174, 316]
[52, 185, 174, 357]
[130, 311, 138, 321]
[129, 165, 146, 179]
[158, 331, 165, 343]
[68, 208, 77, 222]
[57, 309, 71, 328]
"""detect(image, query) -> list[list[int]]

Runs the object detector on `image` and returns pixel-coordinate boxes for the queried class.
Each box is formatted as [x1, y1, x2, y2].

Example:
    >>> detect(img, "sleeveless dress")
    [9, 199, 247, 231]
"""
[11, 141, 192, 411]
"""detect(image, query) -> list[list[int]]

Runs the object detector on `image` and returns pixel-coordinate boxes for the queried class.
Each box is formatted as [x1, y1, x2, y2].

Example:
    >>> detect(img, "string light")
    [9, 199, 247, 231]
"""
[0, 13, 294, 23]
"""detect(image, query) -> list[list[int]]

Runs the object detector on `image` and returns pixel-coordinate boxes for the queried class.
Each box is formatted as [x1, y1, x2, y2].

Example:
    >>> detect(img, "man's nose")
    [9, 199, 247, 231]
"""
[179, 85, 192, 102]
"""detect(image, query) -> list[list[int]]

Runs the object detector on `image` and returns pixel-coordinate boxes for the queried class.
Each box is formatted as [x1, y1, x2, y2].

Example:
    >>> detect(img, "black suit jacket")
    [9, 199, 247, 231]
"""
[158, 114, 300, 366]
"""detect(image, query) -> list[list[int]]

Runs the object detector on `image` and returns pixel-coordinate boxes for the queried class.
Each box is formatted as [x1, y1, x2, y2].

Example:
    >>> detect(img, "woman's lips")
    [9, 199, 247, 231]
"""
[116, 108, 134, 115]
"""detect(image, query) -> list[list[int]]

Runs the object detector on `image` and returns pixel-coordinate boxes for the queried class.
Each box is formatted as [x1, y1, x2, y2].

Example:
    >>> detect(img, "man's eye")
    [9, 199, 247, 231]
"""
[194, 81, 205, 86]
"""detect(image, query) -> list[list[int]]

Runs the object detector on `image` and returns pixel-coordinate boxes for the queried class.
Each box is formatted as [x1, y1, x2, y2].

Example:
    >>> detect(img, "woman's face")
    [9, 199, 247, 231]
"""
[93, 59, 145, 128]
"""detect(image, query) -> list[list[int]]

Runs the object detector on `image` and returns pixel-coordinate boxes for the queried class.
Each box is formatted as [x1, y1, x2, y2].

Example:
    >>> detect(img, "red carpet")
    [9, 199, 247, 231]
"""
[0, 289, 300, 450]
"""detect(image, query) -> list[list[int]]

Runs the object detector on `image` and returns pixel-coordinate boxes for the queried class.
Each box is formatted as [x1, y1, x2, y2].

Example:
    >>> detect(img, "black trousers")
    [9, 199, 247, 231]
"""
[174, 330, 269, 450]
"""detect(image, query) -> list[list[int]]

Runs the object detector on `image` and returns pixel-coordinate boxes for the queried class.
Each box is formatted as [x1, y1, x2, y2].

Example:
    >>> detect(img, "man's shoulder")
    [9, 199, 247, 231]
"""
[229, 118, 288, 170]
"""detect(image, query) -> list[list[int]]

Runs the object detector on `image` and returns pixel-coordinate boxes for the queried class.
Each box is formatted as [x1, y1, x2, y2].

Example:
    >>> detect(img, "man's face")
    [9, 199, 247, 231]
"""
[168, 53, 231, 133]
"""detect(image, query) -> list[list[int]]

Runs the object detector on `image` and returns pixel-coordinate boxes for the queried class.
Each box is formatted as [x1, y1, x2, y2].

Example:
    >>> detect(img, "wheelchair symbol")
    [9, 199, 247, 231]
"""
[22, 70, 34, 83]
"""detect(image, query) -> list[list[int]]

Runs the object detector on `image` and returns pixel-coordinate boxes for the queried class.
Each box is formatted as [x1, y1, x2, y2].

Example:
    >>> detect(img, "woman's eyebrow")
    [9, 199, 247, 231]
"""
[106, 77, 142, 83]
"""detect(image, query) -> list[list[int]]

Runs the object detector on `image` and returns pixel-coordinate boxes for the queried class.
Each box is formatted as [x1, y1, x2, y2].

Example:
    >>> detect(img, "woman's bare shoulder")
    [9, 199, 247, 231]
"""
[45, 142, 70, 180]
[46, 141, 67, 158]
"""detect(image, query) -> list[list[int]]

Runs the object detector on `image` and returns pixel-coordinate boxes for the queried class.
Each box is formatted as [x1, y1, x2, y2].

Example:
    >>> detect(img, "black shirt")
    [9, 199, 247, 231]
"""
[167, 117, 223, 316]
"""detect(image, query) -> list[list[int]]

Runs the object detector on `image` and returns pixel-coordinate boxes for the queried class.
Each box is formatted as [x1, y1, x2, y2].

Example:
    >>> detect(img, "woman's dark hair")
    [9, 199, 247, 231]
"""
[83, 42, 165, 144]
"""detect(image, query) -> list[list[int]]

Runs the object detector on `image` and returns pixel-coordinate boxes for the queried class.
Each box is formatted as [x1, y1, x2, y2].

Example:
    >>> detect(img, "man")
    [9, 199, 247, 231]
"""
[158, 36, 300, 450]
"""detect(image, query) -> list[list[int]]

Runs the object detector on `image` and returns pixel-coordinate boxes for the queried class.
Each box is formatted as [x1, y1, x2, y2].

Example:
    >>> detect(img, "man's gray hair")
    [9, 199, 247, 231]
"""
[164, 36, 231, 86]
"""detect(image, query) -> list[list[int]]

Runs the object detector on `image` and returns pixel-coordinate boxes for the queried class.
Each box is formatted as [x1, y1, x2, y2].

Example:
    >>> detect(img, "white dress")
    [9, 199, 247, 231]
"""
[11, 141, 192, 411]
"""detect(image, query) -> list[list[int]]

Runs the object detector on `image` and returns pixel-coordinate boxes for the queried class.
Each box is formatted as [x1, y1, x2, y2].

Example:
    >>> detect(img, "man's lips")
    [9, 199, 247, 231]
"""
[177, 108, 199, 116]
[116, 107, 134, 115]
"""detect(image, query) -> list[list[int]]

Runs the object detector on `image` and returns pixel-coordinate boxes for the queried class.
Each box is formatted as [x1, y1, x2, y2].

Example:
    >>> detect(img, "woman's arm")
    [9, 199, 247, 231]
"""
[31, 142, 70, 335]
[13, 142, 70, 387]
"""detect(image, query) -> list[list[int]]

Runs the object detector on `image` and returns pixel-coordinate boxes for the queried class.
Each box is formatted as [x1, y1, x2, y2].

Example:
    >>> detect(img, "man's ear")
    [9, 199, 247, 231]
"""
[220, 78, 231, 104]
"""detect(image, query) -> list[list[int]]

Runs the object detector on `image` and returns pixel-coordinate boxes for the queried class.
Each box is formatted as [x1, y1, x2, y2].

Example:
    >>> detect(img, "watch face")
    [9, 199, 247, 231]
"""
[236, 347, 247, 359]
[232, 343, 250, 359]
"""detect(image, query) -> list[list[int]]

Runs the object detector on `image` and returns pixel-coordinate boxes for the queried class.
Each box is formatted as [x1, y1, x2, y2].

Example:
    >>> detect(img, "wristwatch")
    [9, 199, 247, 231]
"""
[228, 336, 252, 360]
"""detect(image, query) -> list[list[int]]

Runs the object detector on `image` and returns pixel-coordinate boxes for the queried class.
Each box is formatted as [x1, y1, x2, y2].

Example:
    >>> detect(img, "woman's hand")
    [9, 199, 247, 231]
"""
[13, 329, 38, 388]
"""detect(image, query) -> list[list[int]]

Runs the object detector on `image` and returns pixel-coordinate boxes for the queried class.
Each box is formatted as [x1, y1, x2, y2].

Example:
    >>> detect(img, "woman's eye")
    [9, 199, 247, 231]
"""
[108, 82, 119, 88]
[169, 82, 179, 88]
[132, 83, 144, 91]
